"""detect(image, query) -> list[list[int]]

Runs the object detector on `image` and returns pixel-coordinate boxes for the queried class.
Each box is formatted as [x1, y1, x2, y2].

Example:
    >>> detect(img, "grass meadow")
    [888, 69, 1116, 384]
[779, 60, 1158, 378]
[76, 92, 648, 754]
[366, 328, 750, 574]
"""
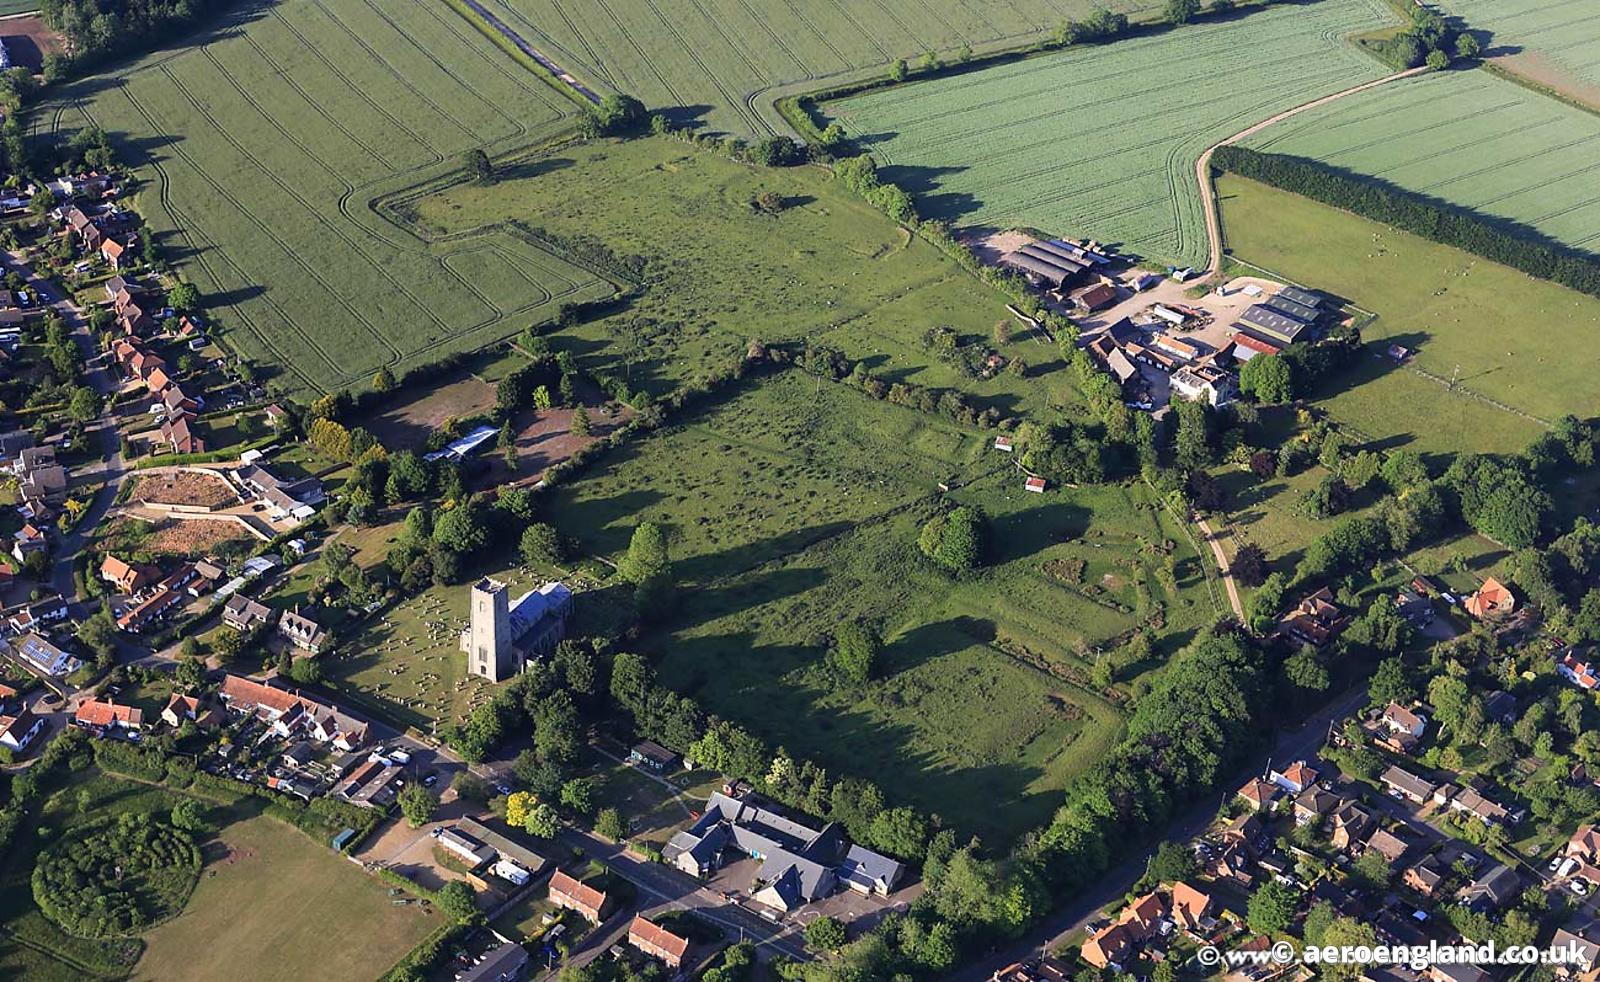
[821, 0, 1395, 267]
[36, 0, 614, 397]
[498, 0, 1166, 135]
[1242, 69, 1600, 256]
[542, 372, 1220, 840]
[407, 136, 1082, 417]
[135, 815, 433, 982]
[1217, 174, 1584, 455]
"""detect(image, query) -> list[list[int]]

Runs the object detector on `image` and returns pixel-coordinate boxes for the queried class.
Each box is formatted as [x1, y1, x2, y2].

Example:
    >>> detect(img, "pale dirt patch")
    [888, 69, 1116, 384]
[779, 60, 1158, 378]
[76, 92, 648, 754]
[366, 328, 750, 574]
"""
[131, 471, 236, 509]
[1492, 52, 1600, 112]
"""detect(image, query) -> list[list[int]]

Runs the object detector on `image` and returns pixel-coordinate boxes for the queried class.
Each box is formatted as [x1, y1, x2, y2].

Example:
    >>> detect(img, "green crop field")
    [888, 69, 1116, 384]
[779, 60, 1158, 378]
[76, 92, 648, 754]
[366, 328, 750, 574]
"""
[821, 0, 1395, 267]
[1243, 69, 1600, 256]
[405, 135, 1083, 416]
[35, 0, 614, 397]
[1216, 173, 1600, 455]
[498, 0, 1165, 135]
[1438, 0, 1600, 103]
[543, 371, 1220, 840]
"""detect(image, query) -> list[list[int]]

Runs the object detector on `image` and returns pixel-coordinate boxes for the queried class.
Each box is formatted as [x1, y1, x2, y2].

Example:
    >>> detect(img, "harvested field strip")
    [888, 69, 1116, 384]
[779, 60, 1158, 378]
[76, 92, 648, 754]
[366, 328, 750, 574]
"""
[39, 0, 612, 396]
[1436, 0, 1600, 96]
[1242, 68, 1600, 255]
[823, 0, 1395, 266]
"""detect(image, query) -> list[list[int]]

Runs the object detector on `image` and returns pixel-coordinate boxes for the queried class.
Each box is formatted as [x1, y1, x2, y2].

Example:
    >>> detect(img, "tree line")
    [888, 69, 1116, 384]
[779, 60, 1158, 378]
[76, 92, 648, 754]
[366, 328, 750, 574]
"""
[1212, 145, 1600, 302]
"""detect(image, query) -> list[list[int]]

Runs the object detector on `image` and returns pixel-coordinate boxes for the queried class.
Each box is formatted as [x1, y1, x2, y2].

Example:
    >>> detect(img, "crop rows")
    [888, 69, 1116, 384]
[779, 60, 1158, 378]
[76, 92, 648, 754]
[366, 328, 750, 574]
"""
[40, 0, 612, 396]
[1437, 0, 1600, 97]
[823, 0, 1394, 267]
[499, 0, 1163, 135]
[1244, 69, 1600, 253]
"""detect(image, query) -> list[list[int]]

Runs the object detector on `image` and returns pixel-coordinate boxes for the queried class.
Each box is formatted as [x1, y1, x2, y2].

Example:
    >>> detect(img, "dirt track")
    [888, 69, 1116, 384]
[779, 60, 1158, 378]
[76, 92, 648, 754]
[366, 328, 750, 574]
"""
[1195, 65, 1431, 278]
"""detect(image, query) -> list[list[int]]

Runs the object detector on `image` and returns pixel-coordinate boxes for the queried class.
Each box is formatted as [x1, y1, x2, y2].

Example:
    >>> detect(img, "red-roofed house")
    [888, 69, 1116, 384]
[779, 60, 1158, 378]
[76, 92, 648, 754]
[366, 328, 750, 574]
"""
[549, 869, 608, 924]
[100, 554, 152, 594]
[1236, 777, 1279, 811]
[1169, 882, 1213, 934]
[74, 698, 144, 735]
[1465, 578, 1515, 621]
[1270, 760, 1319, 794]
[1560, 652, 1599, 691]
[628, 916, 689, 969]
[100, 237, 127, 268]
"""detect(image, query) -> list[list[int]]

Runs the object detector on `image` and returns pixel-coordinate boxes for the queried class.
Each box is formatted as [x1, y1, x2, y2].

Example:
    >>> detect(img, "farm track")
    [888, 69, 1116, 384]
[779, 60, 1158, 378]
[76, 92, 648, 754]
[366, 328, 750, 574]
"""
[1196, 65, 1429, 277]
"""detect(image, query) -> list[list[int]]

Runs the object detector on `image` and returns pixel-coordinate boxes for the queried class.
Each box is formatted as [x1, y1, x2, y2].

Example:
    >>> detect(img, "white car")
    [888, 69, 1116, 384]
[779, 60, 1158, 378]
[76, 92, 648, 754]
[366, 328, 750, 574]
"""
[1572, 880, 1589, 897]
[1549, 856, 1565, 872]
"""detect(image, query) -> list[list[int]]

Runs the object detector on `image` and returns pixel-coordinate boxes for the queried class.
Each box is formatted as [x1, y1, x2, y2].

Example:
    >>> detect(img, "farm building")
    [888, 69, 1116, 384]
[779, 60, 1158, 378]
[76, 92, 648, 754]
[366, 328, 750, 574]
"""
[1236, 305, 1310, 345]
[1262, 293, 1319, 323]
[1000, 250, 1082, 289]
[1275, 285, 1324, 309]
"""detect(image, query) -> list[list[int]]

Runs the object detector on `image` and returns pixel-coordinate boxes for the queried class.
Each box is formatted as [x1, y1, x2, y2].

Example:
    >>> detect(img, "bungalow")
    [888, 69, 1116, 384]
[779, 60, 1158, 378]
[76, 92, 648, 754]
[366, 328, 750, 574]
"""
[1464, 577, 1515, 622]
[628, 916, 689, 970]
[1446, 786, 1514, 826]
[1403, 855, 1446, 897]
[1560, 652, 1599, 691]
[222, 594, 275, 633]
[1269, 760, 1319, 795]
[100, 554, 153, 594]
[549, 869, 608, 924]
[1382, 703, 1427, 739]
[628, 740, 679, 772]
[161, 415, 206, 456]
[278, 608, 329, 655]
[74, 698, 144, 736]
[1380, 765, 1436, 804]
[335, 758, 402, 808]
[0, 707, 44, 752]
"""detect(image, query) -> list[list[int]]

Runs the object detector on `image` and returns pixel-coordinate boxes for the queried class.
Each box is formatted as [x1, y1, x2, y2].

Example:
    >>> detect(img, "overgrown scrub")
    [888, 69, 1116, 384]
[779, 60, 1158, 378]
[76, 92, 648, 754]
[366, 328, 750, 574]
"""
[32, 815, 201, 939]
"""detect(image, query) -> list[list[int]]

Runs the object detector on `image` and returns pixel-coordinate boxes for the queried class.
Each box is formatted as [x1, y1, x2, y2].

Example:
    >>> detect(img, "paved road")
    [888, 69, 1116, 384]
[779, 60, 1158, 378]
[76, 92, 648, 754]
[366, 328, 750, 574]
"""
[1196, 516, 1245, 622]
[949, 685, 1368, 981]
[1194, 66, 1431, 279]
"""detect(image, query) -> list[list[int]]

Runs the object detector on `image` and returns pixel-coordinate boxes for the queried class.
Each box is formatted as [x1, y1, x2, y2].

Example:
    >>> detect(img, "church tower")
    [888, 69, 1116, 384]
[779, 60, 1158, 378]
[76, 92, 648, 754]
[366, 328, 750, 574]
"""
[465, 577, 513, 681]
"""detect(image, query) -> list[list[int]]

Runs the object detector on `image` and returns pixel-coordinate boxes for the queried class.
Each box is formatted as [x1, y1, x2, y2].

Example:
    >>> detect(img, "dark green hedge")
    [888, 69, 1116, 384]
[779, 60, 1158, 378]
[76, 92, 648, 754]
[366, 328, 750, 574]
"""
[1212, 145, 1600, 300]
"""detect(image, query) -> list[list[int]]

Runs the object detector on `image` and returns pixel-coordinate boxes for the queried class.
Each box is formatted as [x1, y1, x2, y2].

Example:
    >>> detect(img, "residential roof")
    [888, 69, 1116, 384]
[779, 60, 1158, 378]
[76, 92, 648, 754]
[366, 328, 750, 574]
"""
[1380, 765, 1436, 800]
[628, 916, 689, 961]
[550, 869, 607, 913]
[1365, 828, 1409, 864]
[459, 943, 529, 982]
[1383, 702, 1425, 732]
[1465, 577, 1515, 620]
[1237, 777, 1277, 806]
[76, 698, 143, 728]
[837, 843, 905, 893]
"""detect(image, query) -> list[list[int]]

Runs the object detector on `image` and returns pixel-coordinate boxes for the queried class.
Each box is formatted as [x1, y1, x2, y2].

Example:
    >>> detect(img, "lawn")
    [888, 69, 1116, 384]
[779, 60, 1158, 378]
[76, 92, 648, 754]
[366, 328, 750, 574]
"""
[1216, 173, 1579, 455]
[1242, 68, 1600, 255]
[820, 0, 1397, 267]
[400, 135, 1079, 417]
[35, 0, 615, 397]
[543, 372, 1222, 841]
[498, 0, 1167, 135]
[135, 814, 434, 982]
[1436, 0, 1600, 106]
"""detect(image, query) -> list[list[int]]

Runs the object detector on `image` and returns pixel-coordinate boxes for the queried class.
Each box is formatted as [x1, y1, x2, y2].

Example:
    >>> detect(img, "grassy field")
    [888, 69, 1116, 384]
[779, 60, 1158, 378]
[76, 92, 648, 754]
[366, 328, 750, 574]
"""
[36, 0, 614, 397]
[499, 0, 1166, 135]
[1216, 173, 1588, 455]
[135, 815, 433, 982]
[1437, 0, 1600, 105]
[542, 372, 1219, 840]
[405, 135, 1081, 414]
[820, 0, 1396, 267]
[1242, 69, 1600, 255]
